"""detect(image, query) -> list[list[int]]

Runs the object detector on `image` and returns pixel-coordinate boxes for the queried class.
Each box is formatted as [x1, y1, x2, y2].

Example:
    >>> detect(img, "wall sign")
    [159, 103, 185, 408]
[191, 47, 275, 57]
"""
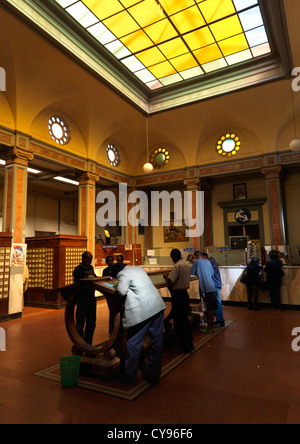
[10, 243, 27, 267]
[235, 208, 251, 225]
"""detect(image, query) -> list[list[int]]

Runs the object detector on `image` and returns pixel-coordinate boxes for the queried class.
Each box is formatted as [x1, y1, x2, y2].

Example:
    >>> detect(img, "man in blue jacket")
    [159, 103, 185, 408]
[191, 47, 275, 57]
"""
[199, 252, 225, 327]
[191, 253, 218, 331]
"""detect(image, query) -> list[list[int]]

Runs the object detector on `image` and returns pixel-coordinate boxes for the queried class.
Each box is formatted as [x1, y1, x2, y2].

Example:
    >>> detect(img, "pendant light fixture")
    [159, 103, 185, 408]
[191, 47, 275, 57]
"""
[289, 86, 300, 152]
[143, 117, 153, 173]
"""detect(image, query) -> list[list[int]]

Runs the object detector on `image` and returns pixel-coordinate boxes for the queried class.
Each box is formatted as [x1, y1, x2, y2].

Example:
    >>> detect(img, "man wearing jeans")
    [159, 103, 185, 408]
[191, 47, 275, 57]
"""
[116, 266, 166, 385]
[198, 252, 225, 327]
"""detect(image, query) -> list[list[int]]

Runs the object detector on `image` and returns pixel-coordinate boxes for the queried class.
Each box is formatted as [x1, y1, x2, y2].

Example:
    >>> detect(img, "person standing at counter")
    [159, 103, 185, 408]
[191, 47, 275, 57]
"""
[244, 257, 262, 311]
[102, 255, 114, 277]
[102, 255, 116, 334]
[111, 254, 126, 278]
[116, 266, 166, 385]
[164, 249, 194, 353]
[197, 252, 225, 327]
[265, 250, 284, 311]
[73, 251, 97, 345]
[191, 253, 218, 332]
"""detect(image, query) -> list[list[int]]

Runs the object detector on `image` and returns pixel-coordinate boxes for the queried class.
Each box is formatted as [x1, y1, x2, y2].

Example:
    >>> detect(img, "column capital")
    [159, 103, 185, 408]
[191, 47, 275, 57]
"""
[184, 178, 199, 190]
[5, 146, 34, 167]
[261, 165, 282, 180]
[77, 171, 99, 186]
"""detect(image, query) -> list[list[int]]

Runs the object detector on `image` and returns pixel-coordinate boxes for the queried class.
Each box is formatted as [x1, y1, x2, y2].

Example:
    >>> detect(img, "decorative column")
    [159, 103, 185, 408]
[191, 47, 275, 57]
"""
[3, 146, 34, 243]
[200, 180, 213, 248]
[184, 178, 202, 251]
[146, 191, 152, 251]
[127, 187, 137, 246]
[77, 171, 99, 256]
[2, 145, 33, 317]
[261, 165, 286, 249]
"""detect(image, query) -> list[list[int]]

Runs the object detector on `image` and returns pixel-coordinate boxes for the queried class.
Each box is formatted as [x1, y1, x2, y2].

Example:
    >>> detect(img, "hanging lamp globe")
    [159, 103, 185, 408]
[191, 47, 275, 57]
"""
[143, 162, 153, 173]
[289, 138, 300, 151]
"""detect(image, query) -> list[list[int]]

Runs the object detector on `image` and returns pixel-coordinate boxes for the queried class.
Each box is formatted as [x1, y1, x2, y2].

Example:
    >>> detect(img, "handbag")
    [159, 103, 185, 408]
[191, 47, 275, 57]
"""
[260, 279, 268, 292]
[240, 268, 248, 285]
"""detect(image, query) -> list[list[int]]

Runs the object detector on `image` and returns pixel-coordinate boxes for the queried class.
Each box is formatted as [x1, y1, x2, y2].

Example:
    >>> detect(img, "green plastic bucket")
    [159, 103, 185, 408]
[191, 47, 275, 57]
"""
[59, 356, 81, 387]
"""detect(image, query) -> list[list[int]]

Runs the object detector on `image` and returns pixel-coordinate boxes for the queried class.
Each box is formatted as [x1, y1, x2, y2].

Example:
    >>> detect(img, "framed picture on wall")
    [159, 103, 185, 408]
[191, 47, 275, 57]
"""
[233, 183, 247, 200]
[163, 222, 189, 243]
[10, 243, 27, 267]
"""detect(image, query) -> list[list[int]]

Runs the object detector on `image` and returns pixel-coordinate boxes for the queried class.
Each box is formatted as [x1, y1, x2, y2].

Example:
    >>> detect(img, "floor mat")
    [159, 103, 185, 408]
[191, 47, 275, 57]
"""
[34, 320, 233, 401]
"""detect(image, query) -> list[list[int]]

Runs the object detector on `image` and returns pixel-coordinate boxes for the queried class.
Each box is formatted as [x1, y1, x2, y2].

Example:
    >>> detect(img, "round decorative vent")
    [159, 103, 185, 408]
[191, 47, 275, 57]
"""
[150, 148, 170, 168]
[106, 144, 120, 167]
[48, 116, 70, 145]
[217, 134, 241, 157]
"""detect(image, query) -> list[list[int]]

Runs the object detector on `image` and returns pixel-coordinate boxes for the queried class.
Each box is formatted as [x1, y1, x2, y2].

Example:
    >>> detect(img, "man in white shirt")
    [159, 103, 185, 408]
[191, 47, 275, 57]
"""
[117, 266, 166, 385]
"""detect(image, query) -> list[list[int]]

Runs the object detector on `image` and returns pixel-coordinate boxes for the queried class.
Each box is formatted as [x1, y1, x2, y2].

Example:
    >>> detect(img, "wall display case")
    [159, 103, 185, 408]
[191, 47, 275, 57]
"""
[0, 233, 12, 320]
[95, 244, 142, 267]
[25, 235, 87, 309]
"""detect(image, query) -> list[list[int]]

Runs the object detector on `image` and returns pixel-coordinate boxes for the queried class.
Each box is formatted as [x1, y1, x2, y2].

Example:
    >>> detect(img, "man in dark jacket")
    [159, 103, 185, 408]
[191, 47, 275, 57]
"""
[245, 257, 263, 310]
[265, 250, 284, 311]
[73, 251, 97, 345]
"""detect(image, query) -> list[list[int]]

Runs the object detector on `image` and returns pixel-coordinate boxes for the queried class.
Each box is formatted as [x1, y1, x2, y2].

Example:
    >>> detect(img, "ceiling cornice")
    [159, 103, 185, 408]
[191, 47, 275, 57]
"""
[1, 0, 294, 115]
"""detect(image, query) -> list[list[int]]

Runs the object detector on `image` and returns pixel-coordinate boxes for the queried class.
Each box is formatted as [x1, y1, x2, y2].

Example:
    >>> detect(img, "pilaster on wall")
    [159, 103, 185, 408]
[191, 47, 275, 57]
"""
[127, 187, 137, 246]
[200, 180, 213, 248]
[261, 165, 286, 249]
[3, 146, 34, 243]
[77, 171, 99, 257]
[183, 178, 201, 251]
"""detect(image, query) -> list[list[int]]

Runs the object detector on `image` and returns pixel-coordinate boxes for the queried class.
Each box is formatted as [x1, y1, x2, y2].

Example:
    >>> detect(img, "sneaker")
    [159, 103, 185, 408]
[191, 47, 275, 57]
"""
[214, 322, 225, 328]
[145, 376, 160, 386]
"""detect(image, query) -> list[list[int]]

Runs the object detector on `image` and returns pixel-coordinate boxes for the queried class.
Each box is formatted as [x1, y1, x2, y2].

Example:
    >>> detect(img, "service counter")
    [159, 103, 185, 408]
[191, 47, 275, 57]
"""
[95, 265, 200, 301]
[95, 264, 300, 308]
[220, 266, 300, 307]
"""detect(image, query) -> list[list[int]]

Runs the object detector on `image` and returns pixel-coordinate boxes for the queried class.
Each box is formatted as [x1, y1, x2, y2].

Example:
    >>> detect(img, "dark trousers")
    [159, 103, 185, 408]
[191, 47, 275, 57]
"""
[171, 289, 194, 352]
[269, 282, 282, 310]
[246, 285, 259, 310]
[106, 296, 115, 334]
[76, 295, 96, 345]
[124, 311, 164, 384]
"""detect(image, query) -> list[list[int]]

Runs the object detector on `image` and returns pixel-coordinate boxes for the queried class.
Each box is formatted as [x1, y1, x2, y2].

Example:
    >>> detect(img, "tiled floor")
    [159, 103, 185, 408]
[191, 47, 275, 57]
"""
[1, 302, 300, 424]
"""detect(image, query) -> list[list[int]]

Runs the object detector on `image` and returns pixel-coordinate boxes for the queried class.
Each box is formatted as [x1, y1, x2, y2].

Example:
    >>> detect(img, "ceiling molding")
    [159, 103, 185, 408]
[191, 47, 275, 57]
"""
[2, 0, 294, 114]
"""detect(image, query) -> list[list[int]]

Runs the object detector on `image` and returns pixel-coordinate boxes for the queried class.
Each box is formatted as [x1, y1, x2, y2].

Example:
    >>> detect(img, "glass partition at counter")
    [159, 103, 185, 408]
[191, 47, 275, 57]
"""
[143, 247, 248, 266]
[144, 247, 173, 266]
[206, 250, 247, 266]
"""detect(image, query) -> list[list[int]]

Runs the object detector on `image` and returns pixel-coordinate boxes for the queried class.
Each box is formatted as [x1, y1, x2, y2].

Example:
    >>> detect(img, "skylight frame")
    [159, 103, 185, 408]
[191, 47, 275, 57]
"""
[8, 0, 292, 113]
[55, 0, 273, 91]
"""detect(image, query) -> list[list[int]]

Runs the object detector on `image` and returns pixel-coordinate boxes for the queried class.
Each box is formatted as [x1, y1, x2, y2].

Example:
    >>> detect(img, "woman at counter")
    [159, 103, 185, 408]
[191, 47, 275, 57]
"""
[265, 250, 284, 311]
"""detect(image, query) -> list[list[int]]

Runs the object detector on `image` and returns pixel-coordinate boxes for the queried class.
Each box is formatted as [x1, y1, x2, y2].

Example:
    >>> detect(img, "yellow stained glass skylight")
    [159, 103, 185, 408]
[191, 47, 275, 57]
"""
[55, 0, 271, 91]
